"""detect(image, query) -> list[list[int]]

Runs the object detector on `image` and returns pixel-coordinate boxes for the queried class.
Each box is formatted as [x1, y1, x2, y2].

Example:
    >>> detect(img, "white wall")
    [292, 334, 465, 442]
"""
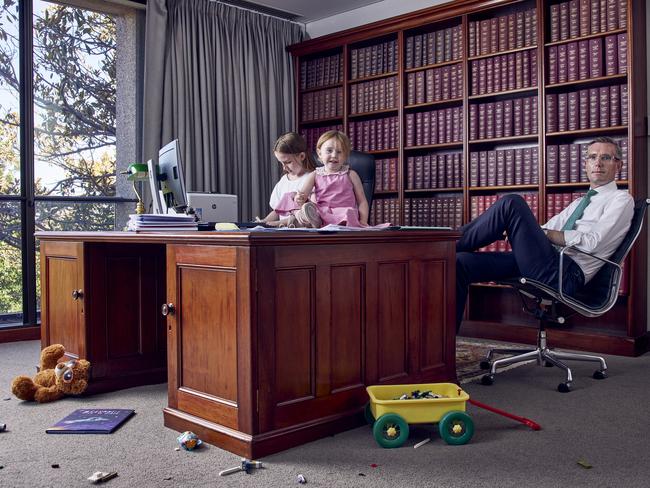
[306, 0, 448, 39]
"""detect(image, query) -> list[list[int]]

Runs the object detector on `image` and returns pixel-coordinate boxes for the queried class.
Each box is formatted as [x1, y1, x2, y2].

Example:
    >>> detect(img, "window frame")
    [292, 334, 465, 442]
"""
[0, 0, 142, 329]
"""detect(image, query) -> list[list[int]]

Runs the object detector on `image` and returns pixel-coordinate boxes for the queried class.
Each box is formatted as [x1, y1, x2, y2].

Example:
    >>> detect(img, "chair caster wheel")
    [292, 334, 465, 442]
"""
[479, 361, 491, 370]
[557, 382, 571, 393]
[481, 374, 494, 386]
[593, 370, 607, 380]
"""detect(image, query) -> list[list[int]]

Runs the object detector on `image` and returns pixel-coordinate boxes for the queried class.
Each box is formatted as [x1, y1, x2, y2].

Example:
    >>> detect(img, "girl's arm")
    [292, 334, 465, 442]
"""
[349, 170, 369, 225]
[295, 172, 317, 204]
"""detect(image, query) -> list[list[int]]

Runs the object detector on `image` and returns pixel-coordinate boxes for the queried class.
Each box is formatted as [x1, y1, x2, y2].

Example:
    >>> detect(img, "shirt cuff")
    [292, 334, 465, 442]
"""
[563, 230, 581, 247]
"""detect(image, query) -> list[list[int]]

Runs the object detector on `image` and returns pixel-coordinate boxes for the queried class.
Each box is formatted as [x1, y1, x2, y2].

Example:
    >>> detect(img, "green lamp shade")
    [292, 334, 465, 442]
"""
[124, 163, 149, 181]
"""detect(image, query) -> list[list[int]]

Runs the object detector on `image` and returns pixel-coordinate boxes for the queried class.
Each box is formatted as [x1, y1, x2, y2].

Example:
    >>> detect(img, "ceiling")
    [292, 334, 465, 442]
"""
[228, 0, 383, 22]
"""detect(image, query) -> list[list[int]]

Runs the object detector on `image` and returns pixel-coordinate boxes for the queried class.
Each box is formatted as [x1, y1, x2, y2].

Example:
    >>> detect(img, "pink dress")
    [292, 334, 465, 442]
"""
[313, 166, 362, 227]
[274, 191, 299, 218]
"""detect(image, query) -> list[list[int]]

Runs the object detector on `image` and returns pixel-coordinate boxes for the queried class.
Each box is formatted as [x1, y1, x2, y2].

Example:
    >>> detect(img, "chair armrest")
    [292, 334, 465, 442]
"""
[558, 245, 622, 304]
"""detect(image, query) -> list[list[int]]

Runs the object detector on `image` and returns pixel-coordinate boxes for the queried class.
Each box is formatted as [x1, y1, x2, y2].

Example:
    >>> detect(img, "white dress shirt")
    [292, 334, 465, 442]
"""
[542, 181, 634, 282]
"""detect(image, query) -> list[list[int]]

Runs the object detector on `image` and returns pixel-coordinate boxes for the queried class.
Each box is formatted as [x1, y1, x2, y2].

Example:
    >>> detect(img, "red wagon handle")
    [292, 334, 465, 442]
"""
[468, 398, 541, 431]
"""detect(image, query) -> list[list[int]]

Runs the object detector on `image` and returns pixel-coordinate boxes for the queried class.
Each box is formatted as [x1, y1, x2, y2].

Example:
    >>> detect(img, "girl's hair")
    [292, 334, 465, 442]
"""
[316, 130, 351, 160]
[274, 132, 317, 171]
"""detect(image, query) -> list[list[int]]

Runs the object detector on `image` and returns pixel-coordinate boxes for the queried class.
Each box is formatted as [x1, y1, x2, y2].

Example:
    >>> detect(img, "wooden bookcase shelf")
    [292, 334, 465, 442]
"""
[288, 0, 647, 356]
[468, 44, 538, 61]
[544, 27, 627, 47]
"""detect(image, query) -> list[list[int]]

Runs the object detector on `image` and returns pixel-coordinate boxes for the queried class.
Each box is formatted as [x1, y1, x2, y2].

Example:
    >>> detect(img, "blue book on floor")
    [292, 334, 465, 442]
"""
[46, 408, 135, 434]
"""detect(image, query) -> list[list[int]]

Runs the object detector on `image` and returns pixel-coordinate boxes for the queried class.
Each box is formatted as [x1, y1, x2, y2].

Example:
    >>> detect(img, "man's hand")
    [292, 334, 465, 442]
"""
[544, 229, 566, 246]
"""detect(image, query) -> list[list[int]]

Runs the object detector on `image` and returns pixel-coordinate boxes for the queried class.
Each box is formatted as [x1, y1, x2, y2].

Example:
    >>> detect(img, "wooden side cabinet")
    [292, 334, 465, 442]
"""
[163, 231, 457, 458]
[40, 240, 168, 393]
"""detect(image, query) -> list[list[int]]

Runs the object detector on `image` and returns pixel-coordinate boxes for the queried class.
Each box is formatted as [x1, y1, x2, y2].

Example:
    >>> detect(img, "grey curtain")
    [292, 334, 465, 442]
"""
[142, 0, 304, 219]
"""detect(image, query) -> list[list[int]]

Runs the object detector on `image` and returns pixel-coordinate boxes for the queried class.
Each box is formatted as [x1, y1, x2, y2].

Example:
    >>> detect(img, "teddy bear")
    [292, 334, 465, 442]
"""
[11, 344, 91, 403]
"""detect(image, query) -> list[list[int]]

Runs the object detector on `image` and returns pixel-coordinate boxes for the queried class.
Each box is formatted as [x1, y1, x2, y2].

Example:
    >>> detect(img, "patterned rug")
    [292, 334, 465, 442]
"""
[456, 337, 535, 384]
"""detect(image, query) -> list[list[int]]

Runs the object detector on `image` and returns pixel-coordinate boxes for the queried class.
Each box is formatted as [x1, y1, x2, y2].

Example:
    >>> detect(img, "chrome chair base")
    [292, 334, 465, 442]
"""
[479, 331, 608, 392]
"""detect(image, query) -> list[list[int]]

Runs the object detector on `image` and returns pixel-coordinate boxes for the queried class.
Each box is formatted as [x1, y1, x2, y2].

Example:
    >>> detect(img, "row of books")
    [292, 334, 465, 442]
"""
[301, 87, 343, 122]
[406, 152, 463, 190]
[350, 76, 398, 115]
[546, 191, 588, 220]
[374, 158, 398, 192]
[468, 8, 537, 58]
[547, 34, 627, 85]
[406, 64, 463, 105]
[470, 147, 540, 187]
[471, 192, 538, 251]
[405, 107, 463, 147]
[300, 54, 343, 91]
[469, 96, 538, 141]
[545, 84, 627, 133]
[470, 49, 537, 96]
[350, 40, 398, 80]
[370, 197, 400, 226]
[404, 195, 463, 228]
[547, 139, 628, 184]
[348, 116, 399, 152]
[549, 0, 627, 43]
[404, 25, 463, 70]
[301, 125, 343, 152]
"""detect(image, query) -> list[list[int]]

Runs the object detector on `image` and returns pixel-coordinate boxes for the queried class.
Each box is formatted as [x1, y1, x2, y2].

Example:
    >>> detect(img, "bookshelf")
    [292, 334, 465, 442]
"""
[288, 0, 647, 356]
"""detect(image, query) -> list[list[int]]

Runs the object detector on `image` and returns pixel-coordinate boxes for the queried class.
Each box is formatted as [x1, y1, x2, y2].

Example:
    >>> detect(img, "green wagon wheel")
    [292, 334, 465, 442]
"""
[438, 411, 474, 445]
[364, 402, 375, 425]
[372, 413, 409, 448]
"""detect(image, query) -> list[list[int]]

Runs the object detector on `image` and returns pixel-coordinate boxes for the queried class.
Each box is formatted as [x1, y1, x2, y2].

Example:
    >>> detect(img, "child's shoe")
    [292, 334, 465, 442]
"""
[296, 202, 322, 228]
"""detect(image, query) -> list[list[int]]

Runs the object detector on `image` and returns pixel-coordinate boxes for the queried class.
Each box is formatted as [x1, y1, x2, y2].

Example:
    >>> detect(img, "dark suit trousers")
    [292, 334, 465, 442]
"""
[456, 194, 584, 331]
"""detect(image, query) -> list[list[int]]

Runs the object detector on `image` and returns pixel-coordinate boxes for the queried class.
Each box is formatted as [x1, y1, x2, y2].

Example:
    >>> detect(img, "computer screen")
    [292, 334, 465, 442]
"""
[156, 139, 188, 214]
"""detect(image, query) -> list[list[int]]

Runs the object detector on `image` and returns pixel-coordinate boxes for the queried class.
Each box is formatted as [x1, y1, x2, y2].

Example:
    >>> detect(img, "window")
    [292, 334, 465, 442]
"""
[0, 0, 143, 327]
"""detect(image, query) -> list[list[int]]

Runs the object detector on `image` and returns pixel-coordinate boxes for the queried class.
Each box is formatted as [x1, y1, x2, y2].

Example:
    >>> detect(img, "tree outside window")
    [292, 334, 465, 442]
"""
[0, 0, 140, 325]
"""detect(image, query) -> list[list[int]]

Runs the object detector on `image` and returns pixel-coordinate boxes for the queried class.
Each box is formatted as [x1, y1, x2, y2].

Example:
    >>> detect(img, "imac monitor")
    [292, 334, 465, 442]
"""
[157, 139, 188, 214]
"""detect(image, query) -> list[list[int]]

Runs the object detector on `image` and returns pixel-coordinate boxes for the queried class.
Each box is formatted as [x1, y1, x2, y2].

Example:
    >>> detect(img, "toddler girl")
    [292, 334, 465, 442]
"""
[296, 130, 369, 227]
[260, 132, 321, 228]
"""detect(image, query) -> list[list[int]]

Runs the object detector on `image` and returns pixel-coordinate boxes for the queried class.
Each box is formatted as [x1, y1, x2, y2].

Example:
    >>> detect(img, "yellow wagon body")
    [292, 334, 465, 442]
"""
[366, 383, 469, 424]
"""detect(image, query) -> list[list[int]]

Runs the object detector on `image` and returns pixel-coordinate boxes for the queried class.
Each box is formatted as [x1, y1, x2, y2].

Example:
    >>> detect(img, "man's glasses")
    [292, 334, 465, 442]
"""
[586, 154, 619, 163]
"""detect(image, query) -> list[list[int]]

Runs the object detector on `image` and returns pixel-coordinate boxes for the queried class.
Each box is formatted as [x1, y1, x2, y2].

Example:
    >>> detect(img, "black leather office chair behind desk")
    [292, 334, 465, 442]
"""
[313, 150, 376, 207]
[480, 198, 650, 392]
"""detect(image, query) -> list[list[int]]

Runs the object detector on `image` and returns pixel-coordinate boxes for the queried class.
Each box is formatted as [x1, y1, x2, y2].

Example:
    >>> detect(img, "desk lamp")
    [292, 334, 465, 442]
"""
[121, 163, 148, 214]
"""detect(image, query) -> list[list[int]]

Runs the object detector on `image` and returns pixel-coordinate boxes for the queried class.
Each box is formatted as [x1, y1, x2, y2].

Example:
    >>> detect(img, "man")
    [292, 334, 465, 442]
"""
[456, 137, 634, 331]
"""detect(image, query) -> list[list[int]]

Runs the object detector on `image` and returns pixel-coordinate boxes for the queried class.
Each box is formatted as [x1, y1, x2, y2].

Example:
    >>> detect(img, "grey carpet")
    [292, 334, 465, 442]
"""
[1, 339, 649, 488]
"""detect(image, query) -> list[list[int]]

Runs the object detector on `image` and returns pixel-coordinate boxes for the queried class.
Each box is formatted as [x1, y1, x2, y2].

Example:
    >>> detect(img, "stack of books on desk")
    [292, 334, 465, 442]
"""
[127, 214, 198, 231]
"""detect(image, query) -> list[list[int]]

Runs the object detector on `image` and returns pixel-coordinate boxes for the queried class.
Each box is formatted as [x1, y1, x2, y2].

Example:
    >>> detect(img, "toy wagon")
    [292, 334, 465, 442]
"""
[365, 382, 473, 448]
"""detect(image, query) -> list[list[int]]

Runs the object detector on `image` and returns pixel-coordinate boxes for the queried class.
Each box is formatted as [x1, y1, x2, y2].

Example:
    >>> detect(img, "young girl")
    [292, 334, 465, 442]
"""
[260, 132, 321, 228]
[296, 130, 369, 227]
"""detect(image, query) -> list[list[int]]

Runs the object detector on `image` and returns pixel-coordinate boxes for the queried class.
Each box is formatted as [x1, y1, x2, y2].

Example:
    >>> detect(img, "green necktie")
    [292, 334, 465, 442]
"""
[561, 189, 598, 231]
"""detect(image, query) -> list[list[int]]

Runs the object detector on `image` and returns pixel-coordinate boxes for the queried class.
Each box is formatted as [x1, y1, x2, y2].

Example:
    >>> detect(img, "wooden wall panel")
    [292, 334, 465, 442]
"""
[330, 265, 364, 392]
[179, 267, 237, 403]
[419, 259, 447, 371]
[377, 262, 408, 382]
[274, 268, 315, 404]
[44, 256, 81, 358]
[106, 256, 142, 358]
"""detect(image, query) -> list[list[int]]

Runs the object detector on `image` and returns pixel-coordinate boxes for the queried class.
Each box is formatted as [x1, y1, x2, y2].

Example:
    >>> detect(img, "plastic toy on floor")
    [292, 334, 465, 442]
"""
[11, 344, 91, 403]
[365, 382, 540, 448]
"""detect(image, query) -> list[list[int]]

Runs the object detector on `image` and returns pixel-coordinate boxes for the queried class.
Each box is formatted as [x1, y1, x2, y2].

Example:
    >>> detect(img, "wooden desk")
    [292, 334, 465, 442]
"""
[37, 229, 459, 457]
